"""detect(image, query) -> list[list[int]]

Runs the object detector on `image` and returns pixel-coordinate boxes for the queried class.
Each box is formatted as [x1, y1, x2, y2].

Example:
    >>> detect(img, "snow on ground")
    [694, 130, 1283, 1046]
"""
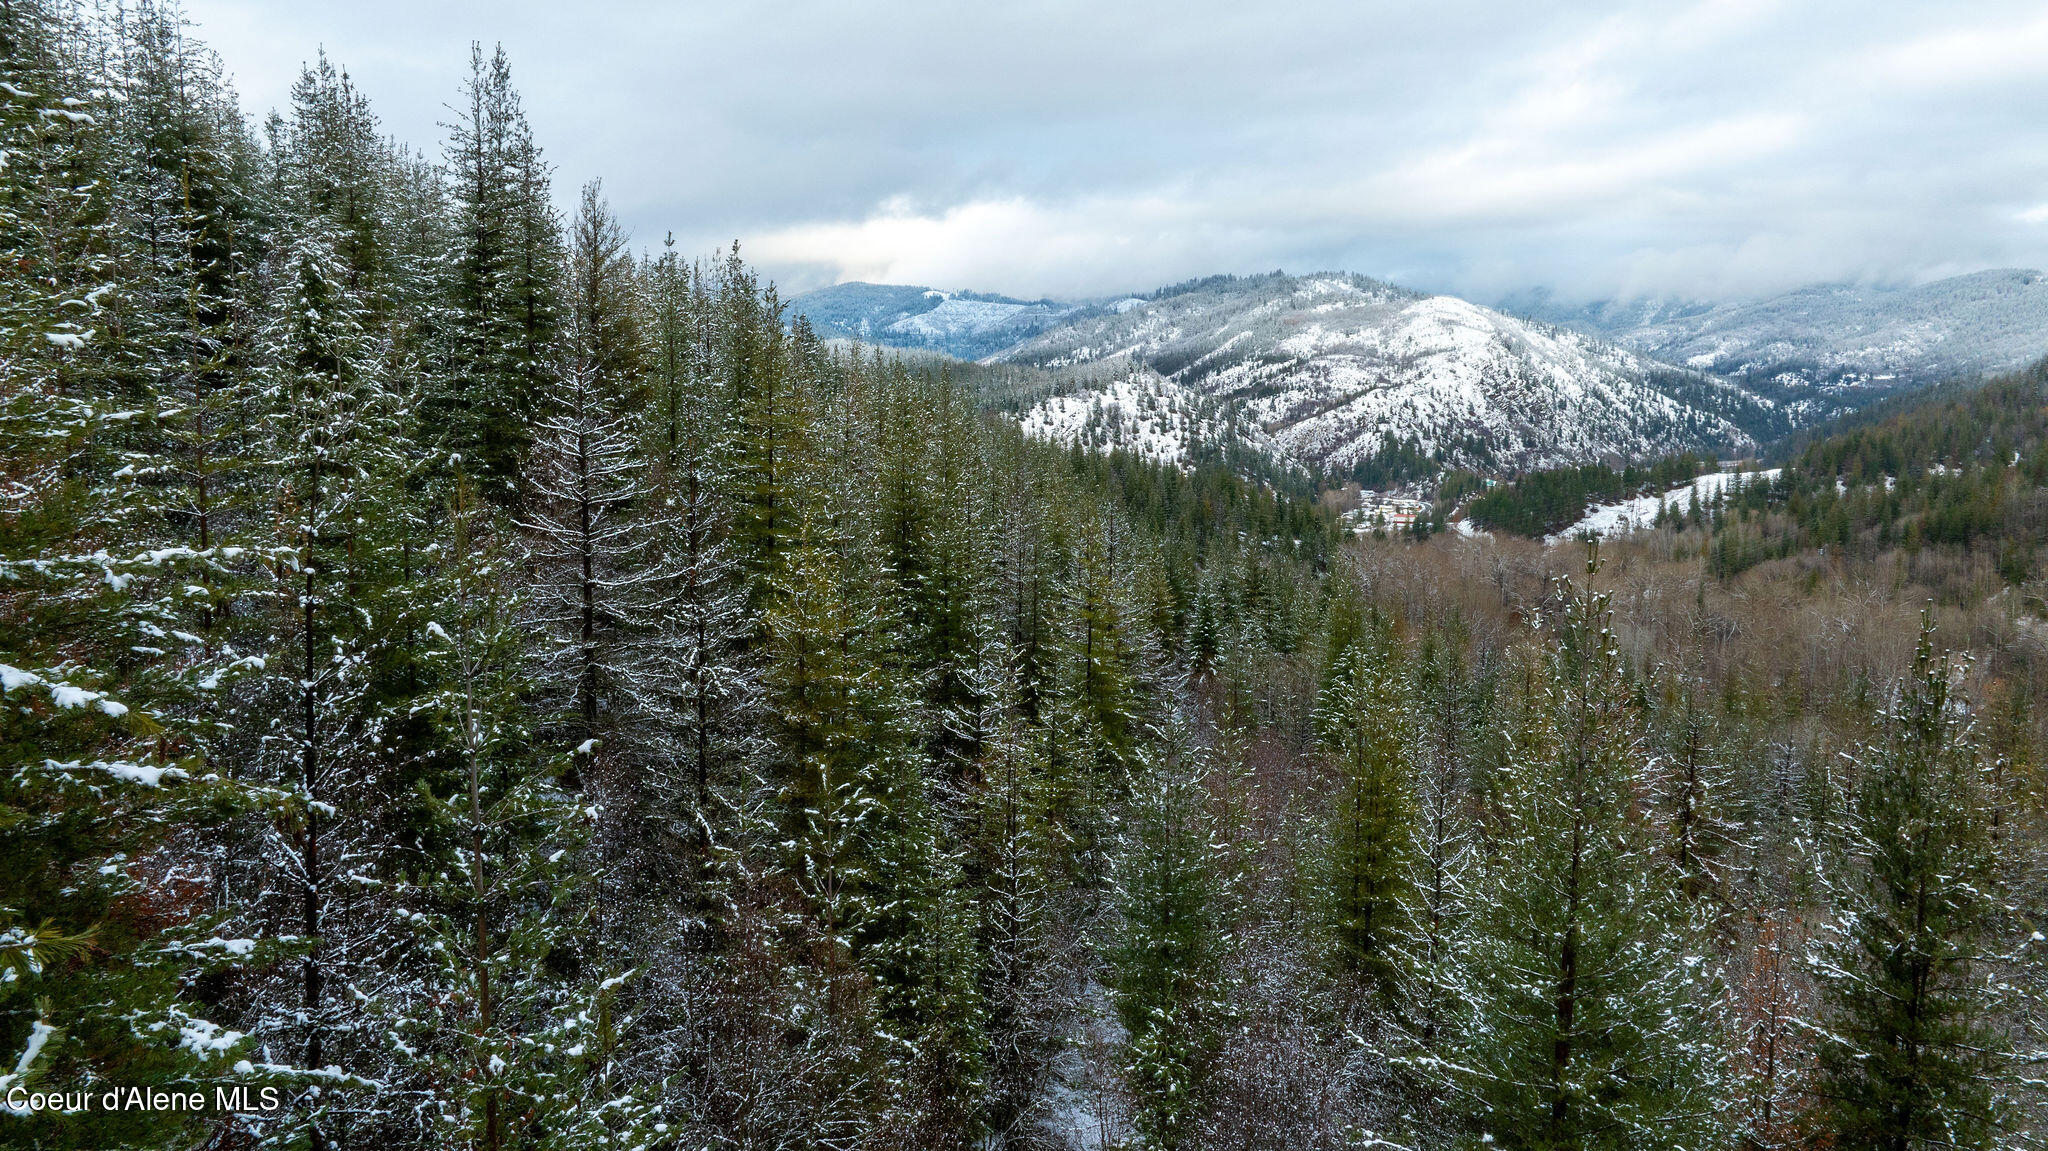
[1544, 468, 1782, 545]
[1028, 279, 1752, 475]
[1038, 975, 1130, 1151]
[887, 297, 1039, 340]
[1019, 372, 1273, 468]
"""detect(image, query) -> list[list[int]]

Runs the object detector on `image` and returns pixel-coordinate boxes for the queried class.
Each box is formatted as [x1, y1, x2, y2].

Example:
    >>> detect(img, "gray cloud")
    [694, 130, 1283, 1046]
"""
[186, 0, 2048, 302]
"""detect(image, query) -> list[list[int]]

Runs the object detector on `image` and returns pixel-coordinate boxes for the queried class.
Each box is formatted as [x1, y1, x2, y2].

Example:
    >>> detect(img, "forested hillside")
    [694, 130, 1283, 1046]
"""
[1475, 357, 2048, 583]
[4, 4, 2045, 1151]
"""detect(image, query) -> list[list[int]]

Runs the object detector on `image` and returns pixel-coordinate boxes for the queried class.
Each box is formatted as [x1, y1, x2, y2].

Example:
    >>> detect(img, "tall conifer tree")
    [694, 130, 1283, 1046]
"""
[1314, 625, 1415, 999]
[1811, 619, 2030, 1150]
[1431, 557, 1722, 1151]
[437, 43, 560, 490]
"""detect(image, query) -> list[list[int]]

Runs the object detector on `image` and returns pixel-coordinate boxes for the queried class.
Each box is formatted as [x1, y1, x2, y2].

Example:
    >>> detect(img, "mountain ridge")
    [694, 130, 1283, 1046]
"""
[789, 280, 1096, 359]
[1499, 268, 2048, 421]
[992, 271, 1772, 479]
[791, 267, 2048, 483]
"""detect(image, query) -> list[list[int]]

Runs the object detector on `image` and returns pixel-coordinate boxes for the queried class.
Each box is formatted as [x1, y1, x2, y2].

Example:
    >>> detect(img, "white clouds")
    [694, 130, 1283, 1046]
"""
[1365, 112, 1808, 225]
[180, 0, 2048, 303]
[1859, 9, 2048, 90]
[747, 193, 1284, 299]
[730, 0, 2048, 300]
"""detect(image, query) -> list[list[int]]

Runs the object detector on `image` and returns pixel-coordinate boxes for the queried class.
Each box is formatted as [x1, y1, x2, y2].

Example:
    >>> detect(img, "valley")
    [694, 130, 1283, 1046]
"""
[795, 267, 2048, 517]
[10, 4, 2048, 1149]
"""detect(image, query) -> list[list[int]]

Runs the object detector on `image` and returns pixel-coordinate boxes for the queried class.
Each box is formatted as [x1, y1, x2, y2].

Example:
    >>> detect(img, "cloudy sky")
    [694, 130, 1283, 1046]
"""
[182, 0, 2048, 303]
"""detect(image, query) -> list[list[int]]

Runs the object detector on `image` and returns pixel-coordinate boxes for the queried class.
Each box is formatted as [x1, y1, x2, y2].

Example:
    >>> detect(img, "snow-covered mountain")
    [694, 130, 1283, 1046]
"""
[1000, 272, 1773, 477]
[1505, 269, 2048, 419]
[788, 282, 1087, 359]
[799, 268, 2048, 480]
[1495, 288, 1721, 338]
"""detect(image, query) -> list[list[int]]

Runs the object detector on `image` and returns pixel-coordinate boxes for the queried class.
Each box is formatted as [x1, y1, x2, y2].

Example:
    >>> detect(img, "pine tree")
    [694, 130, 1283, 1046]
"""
[97, 0, 267, 650]
[1109, 709, 1228, 1151]
[29, 9, 2036, 1147]
[719, 248, 806, 596]
[1050, 506, 1150, 882]
[1399, 625, 1482, 1046]
[436, 43, 561, 491]
[968, 670, 1070, 1148]
[1, 11, 265, 1145]
[519, 356, 658, 787]
[380, 145, 454, 368]
[564, 180, 642, 407]
[1809, 617, 2029, 1149]
[1431, 557, 1722, 1151]
[1314, 625, 1414, 999]
[279, 53, 395, 309]
[868, 359, 995, 775]
[99, 0, 263, 421]
[518, 182, 672, 818]
[233, 214, 420, 1148]
[1656, 591, 1739, 904]
[757, 501, 986, 1138]
[636, 238, 750, 917]
[388, 476, 655, 1151]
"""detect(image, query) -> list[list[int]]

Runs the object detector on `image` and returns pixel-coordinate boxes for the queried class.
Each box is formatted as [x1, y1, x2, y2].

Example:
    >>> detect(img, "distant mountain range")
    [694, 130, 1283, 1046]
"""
[1500, 269, 2048, 421]
[789, 282, 1132, 360]
[997, 272, 1773, 477]
[789, 268, 2048, 481]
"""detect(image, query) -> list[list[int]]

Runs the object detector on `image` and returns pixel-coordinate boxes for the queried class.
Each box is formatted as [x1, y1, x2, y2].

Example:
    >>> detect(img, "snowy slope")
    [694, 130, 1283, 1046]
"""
[1000, 272, 1768, 476]
[1018, 371, 1278, 469]
[1541, 468, 1782, 544]
[887, 296, 1050, 342]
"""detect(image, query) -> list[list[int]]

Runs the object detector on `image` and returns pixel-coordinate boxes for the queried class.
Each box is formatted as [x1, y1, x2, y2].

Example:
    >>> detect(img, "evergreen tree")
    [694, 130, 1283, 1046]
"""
[99, 0, 267, 646]
[519, 356, 661, 787]
[720, 248, 804, 597]
[1109, 710, 1228, 1151]
[636, 237, 750, 912]
[757, 505, 985, 1141]
[1430, 558, 1722, 1151]
[17, 7, 2048, 1147]
[278, 53, 395, 309]
[1050, 507, 1150, 881]
[389, 476, 654, 1151]
[1810, 618, 2029, 1149]
[436, 43, 560, 491]
[869, 358, 995, 775]
[534, 180, 685, 855]
[968, 666, 1070, 1148]
[99, 0, 263, 421]
[234, 215, 418, 1148]
[0, 12, 264, 1146]
[1314, 625, 1415, 999]
[1655, 593, 1739, 904]
[564, 180, 642, 407]
[1400, 625, 1482, 1046]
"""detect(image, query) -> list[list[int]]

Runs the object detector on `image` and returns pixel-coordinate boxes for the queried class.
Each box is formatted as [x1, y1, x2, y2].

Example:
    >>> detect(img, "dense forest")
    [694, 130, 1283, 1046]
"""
[3, 4, 2045, 1151]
